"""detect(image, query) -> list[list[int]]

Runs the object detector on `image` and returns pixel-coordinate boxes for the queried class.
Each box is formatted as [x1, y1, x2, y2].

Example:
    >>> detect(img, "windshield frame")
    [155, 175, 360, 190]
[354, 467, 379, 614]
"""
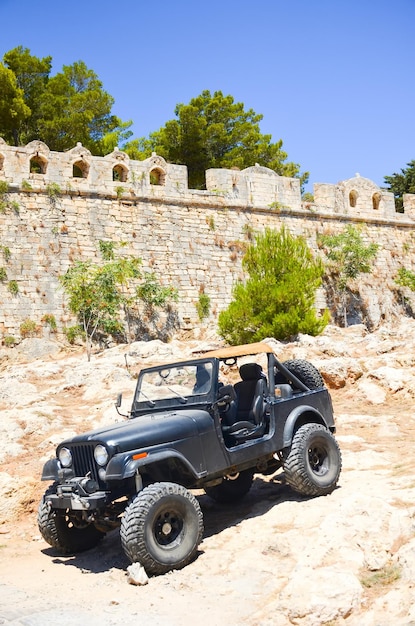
[131, 358, 219, 417]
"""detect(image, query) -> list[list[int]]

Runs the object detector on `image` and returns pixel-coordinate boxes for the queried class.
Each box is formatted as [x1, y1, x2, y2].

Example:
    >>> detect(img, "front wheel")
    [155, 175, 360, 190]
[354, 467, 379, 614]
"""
[120, 482, 204, 575]
[283, 424, 341, 497]
[37, 486, 105, 554]
[204, 469, 254, 504]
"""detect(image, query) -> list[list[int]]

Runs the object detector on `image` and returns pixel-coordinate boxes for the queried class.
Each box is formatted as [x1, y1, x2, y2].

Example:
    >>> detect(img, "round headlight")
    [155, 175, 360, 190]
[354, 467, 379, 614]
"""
[59, 447, 72, 468]
[94, 444, 109, 466]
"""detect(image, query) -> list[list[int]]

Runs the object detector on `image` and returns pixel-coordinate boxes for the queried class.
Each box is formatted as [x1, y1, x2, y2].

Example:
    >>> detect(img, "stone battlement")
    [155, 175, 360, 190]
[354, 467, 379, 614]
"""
[1, 138, 414, 219]
[1, 139, 415, 340]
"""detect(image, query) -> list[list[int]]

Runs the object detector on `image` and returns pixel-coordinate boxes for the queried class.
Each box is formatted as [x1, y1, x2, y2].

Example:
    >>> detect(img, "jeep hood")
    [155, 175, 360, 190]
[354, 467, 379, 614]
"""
[60, 409, 213, 453]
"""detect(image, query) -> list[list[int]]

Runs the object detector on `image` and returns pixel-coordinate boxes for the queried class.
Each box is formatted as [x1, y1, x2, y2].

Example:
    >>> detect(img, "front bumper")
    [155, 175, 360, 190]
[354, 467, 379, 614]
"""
[44, 483, 108, 511]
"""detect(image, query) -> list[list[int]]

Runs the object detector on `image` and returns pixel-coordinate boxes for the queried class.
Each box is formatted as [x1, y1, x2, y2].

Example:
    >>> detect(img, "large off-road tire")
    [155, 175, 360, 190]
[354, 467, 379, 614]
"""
[120, 482, 204, 575]
[283, 423, 341, 497]
[37, 485, 105, 554]
[204, 469, 254, 504]
[276, 359, 325, 390]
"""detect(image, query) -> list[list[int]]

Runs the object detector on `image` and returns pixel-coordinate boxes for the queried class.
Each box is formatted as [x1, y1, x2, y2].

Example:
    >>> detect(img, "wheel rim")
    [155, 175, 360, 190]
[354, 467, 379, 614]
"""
[308, 442, 329, 476]
[153, 509, 184, 547]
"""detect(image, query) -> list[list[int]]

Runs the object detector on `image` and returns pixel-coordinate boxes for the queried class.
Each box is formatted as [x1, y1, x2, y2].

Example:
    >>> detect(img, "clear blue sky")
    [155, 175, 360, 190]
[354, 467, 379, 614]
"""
[1, 0, 414, 192]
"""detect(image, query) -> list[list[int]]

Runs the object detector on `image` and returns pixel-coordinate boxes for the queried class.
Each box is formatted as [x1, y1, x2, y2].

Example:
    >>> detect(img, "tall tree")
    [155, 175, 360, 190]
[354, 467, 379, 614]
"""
[384, 160, 415, 213]
[1, 47, 132, 153]
[37, 60, 131, 154]
[218, 226, 328, 344]
[0, 63, 31, 144]
[126, 90, 308, 189]
[3, 46, 52, 145]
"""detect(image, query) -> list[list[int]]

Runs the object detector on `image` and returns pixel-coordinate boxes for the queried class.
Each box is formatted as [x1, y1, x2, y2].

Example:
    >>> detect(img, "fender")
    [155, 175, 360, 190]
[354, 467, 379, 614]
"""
[41, 458, 60, 481]
[282, 405, 328, 449]
[105, 448, 205, 481]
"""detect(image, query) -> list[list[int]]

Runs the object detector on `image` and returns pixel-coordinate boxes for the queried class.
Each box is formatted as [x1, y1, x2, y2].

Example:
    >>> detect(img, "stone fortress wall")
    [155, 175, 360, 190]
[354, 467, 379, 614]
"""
[1, 137, 415, 340]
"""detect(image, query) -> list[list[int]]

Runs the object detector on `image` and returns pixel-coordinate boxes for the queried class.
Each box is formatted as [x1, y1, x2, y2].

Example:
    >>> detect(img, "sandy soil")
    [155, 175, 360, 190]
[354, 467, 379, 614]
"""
[0, 342, 414, 626]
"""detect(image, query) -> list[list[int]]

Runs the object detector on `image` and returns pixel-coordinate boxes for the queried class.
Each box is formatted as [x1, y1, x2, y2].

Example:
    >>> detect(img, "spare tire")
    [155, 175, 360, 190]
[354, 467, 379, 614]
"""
[275, 359, 324, 390]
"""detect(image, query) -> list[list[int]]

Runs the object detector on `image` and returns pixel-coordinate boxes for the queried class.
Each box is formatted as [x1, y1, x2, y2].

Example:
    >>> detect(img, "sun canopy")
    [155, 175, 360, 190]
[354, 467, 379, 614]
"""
[201, 342, 275, 360]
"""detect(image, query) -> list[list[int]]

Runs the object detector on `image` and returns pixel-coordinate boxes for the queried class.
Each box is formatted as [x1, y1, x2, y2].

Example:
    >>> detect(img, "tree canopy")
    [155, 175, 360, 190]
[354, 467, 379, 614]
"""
[384, 160, 415, 213]
[218, 226, 328, 344]
[125, 90, 308, 190]
[1, 46, 132, 153]
[1, 50, 307, 188]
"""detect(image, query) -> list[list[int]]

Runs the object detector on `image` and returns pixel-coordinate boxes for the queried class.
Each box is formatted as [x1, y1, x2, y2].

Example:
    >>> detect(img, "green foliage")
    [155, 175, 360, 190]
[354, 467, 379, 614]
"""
[99, 239, 116, 261]
[20, 318, 38, 337]
[136, 272, 178, 310]
[318, 226, 379, 291]
[1, 47, 132, 153]
[126, 90, 308, 190]
[395, 267, 415, 291]
[0, 181, 9, 195]
[384, 160, 415, 213]
[21, 179, 33, 190]
[3, 335, 16, 347]
[41, 313, 57, 332]
[60, 252, 141, 359]
[60, 242, 177, 358]
[360, 564, 401, 589]
[64, 325, 83, 345]
[318, 225, 379, 326]
[1, 246, 11, 262]
[8, 280, 18, 295]
[196, 292, 211, 321]
[46, 182, 61, 199]
[302, 192, 314, 203]
[0, 61, 31, 144]
[218, 226, 329, 344]
[0, 267, 7, 281]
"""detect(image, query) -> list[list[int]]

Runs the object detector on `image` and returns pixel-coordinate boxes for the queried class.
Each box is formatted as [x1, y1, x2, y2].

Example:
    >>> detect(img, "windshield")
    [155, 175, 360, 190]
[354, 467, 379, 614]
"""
[133, 361, 214, 410]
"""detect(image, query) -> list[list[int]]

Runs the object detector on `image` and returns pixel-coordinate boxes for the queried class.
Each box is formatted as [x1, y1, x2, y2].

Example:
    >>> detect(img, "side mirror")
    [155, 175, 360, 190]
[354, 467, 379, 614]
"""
[115, 393, 128, 418]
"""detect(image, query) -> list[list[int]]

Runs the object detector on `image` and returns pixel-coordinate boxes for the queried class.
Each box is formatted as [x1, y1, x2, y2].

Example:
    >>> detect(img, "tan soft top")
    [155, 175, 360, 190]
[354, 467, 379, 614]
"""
[201, 342, 274, 359]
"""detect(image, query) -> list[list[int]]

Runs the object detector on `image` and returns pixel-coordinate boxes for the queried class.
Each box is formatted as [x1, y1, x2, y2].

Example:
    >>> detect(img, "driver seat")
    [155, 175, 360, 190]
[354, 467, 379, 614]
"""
[222, 363, 267, 444]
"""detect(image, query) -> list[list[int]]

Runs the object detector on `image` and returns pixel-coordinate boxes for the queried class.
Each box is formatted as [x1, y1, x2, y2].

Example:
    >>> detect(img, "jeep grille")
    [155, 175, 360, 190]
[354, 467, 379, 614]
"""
[69, 443, 101, 485]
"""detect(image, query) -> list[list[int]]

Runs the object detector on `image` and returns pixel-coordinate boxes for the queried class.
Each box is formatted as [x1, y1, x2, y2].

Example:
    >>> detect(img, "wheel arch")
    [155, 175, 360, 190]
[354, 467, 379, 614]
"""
[106, 449, 202, 486]
[282, 406, 332, 449]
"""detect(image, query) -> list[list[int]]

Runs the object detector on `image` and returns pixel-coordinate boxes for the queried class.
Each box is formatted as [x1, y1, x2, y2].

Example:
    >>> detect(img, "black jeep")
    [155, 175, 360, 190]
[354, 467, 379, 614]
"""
[38, 342, 341, 575]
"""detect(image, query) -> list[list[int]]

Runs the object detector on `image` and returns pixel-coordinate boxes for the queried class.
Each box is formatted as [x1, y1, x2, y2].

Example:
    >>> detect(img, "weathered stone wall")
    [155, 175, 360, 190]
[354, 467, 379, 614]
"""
[1, 138, 415, 340]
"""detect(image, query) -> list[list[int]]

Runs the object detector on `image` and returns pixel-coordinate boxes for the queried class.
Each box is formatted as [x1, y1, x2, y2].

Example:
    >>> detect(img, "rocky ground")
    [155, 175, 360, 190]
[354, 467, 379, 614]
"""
[1, 320, 415, 625]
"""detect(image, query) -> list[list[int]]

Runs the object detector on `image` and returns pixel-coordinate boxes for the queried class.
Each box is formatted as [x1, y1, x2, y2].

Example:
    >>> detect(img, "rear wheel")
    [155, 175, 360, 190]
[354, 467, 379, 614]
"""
[37, 486, 105, 554]
[283, 423, 341, 496]
[120, 482, 203, 575]
[204, 469, 254, 504]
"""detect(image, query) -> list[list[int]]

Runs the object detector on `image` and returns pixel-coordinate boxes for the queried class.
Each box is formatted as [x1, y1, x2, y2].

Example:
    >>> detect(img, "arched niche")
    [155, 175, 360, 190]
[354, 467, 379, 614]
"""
[372, 192, 381, 210]
[149, 167, 166, 186]
[349, 190, 358, 208]
[72, 159, 89, 178]
[113, 164, 128, 182]
[30, 154, 48, 174]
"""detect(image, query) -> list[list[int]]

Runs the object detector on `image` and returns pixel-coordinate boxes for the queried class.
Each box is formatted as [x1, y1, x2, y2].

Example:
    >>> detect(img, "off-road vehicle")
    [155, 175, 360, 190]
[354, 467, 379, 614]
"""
[38, 342, 341, 575]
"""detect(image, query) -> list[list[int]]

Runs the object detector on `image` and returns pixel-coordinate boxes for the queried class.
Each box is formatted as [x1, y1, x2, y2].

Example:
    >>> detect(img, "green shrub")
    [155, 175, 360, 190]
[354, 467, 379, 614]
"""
[3, 335, 16, 347]
[41, 314, 57, 332]
[20, 318, 38, 338]
[0, 267, 7, 281]
[64, 325, 83, 345]
[196, 292, 210, 321]
[8, 280, 18, 295]
[218, 226, 329, 344]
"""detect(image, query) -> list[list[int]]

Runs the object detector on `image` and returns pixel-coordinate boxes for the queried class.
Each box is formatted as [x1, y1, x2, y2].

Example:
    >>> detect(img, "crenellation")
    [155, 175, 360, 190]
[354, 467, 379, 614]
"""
[1, 140, 415, 338]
